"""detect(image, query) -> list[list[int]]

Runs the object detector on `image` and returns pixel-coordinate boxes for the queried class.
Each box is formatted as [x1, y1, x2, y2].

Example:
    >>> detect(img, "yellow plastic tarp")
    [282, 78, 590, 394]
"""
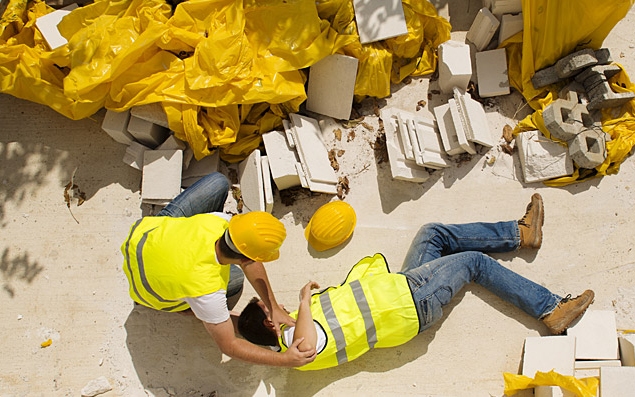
[503, 0, 635, 186]
[0, 0, 450, 162]
[504, 370, 599, 397]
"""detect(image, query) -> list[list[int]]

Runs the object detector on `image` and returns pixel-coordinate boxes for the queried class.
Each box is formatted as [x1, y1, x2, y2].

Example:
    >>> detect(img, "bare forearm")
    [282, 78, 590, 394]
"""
[293, 299, 317, 351]
[223, 337, 289, 367]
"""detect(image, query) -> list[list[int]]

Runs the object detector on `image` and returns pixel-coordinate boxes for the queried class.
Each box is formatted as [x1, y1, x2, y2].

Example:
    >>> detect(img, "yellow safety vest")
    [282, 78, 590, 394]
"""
[121, 214, 231, 312]
[279, 253, 419, 370]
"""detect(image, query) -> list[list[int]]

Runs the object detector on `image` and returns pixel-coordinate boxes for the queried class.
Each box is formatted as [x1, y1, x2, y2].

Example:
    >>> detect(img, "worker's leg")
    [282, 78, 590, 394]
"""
[400, 221, 520, 273]
[401, 251, 561, 333]
[157, 172, 229, 217]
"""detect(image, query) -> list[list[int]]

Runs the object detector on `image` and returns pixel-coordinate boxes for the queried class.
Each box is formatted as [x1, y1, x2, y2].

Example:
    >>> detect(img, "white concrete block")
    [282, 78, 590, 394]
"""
[567, 310, 619, 360]
[498, 13, 524, 46]
[534, 386, 576, 397]
[35, 4, 77, 50]
[181, 151, 220, 188]
[448, 98, 477, 154]
[261, 156, 274, 213]
[130, 103, 170, 128]
[600, 367, 635, 396]
[127, 116, 170, 148]
[123, 141, 151, 170]
[261, 130, 301, 191]
[102, 109, 135, 145]
[453, 87, 495, 147]
[438, 41, 472, 94]
[522, 335, 576, 377]
[466, 7, 500, 51]
[574, 359, 621, 378]
[353, 0, 408, 44]
[238, 149, 265, 212]
[141, 150, 183, 204]
[392, 109, 449, 169]
[157, 135, 187, 151]
[476, 48, 510, 97]
[516, 130, 573, 183]
[379, 108, 430, 183]
[434, 103, 468, 156]
[289, 113, 338, 194]
[619, 335, 635, 366]
[306, 54, 359, 120]
[491, 0, 522, 16]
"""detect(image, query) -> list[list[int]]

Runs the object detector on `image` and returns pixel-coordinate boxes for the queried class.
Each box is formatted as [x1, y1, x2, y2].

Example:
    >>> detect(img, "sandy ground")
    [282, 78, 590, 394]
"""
[2, 2, 635, 397]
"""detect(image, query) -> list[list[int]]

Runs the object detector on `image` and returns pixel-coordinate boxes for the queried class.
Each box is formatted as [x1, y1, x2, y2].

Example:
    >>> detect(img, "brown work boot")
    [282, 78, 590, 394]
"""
[542, 290, 595, 335]
[519, 193, 544, 249]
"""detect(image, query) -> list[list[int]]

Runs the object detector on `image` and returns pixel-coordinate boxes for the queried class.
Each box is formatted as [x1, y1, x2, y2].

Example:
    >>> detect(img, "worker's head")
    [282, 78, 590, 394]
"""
[224, 211, 287, 262]
[238, 297, 279, 347]
[305, 201, 356, 252]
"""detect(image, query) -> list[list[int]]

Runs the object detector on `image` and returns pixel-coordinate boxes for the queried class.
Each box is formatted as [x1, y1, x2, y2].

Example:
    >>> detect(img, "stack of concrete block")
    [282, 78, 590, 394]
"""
[433, 87, 494, 156]
[475, 48, 510, 97]
[532, 48, 615, 89]
[34, 4, 78, 50]
[438, 41, 472, 94]
[141, 150, 183, 205]
[130, 103, 170, 128]
[238, 149, 273, 213]
[516, 130, 573, 183]
[127, 116, 170, 148]
[575, 64, 635, 111]
[261, 130, 302, 191]
[522, 335, 577, 397]
[102, 109, 136, 145]
[466, 7, 500, 52]
[489, 0, 522, 16]
[498, 13, 523, 46]
[542, 87, 610, 169]
[352, 0, 408, 44]
[306, 54, 359, 120]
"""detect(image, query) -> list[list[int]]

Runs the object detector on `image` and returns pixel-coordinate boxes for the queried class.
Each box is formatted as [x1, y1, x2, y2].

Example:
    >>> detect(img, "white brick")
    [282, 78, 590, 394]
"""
[516, 130, 573, 183]
[102, 109, 135, 145]
[181, 151, 220, 188]
[353, 0, 408, 44]
[619, 334, 635, 366]
[466, 7, 500, 51]
[288, 113, 338, 193]
[238, 149, 265, 212]
[600, 367, 635, 396]
[574, 359, 621, 378]
[567, 310, 619, 360]
[34, 4, 77, 50]
[306, 54, 359, 120]
[522, 335, 576, 377]
[261, 130, 301, 191]
[476, 48, 510, 97]
[127, 116, 170, 148]
[491, 0, 522, 16]
[448, 98, 477, 154]
[392, 109, 449, 169]
[141, 150, 183, 204]
[434, 103, 468, 155]
[498, 13, 523, 46]
[123, 141, 151, 170]
[261, 156, 274, 213]
[438, 41, 472, 94]
[379, 108, 430, 183]
[130, 103, 170, 128]
[453, 87, 495, 147]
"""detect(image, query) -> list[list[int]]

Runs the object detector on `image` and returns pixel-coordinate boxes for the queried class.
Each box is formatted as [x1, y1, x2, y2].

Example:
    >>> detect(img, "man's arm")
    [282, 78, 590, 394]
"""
[292, 281, 319, 352]
[241, 261, 294, 335]
[203, 318, 316, 366]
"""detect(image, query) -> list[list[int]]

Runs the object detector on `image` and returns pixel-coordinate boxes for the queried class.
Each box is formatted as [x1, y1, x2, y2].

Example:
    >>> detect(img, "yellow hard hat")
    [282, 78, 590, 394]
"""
[228, 212, 287, 262]
[305, 201, 356, 252]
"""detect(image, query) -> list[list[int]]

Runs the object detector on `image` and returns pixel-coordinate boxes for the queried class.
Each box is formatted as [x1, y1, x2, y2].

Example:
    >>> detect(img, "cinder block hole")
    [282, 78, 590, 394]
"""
[587, 137, 602, 153]
[561, 108, 575, 124]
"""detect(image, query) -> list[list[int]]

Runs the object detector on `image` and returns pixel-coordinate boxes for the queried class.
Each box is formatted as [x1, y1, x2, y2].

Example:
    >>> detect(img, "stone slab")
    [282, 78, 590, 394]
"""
[306, 54, 359, 120]
[353, 0, 408, 44]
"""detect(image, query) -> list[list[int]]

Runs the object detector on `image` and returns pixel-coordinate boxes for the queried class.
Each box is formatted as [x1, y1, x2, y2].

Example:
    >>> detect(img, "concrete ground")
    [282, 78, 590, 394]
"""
[2, 2, 635, 397]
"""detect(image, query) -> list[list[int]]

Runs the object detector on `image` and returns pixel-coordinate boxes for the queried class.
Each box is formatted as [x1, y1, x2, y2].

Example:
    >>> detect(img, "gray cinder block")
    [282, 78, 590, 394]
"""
[555, 48, 598, 79]
[531, 65, 560, 89]
[568, 129, 609, 169]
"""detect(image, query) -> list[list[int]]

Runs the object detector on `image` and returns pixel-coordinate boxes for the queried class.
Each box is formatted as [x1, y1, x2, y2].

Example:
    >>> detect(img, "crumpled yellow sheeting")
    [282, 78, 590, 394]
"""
[502, 0, 635, 186]
[504, 370, 598, 397]
[0, 0, 450, 162]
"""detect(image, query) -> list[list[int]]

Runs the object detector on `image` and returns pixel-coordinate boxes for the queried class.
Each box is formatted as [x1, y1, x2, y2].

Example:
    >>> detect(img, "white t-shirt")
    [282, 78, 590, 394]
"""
[280, 321, 327, 354]
[182, 211, 233, 324]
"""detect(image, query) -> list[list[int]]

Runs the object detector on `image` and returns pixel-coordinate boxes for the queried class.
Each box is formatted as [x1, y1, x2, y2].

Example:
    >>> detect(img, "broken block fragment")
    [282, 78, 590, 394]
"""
[475, 48, 510, 97]
[353, 0, 408, 44]
[34, 4, 77, 50]
[262, 130, 301, 191]
[238, 149, 265, 212]
[466, 7, 500, 51]
[452, 87, 495, 148]
[498, 13, 523, 46]
[516, 130, 573, 183]
[434, 102, 474, 155]
[438, 41, 472, 94]
[130, 103, 170, 129]
[261, 156, 274, 213]
[490, 0, 522, 16]
[306, 54, 359, 120]
[102, 109, 135, 145]
[141, 150, 183, 205]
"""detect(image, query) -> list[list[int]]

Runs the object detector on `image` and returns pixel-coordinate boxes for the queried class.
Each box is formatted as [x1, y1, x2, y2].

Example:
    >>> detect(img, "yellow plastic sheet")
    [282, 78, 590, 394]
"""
[504, 370, 598, 397]
[1, 0, 450, 162]
[502, 0, 635, 185]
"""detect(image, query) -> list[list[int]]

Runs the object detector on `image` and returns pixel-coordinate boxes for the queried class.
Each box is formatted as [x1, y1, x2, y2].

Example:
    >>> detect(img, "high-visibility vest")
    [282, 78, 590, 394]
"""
[279, 253, 419, 370]
[121, 214, 231, 312]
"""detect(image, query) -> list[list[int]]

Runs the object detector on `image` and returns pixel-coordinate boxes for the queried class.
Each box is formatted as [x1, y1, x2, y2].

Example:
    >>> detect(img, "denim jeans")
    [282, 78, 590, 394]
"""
[399, 222, 561, 333]
[156, 172, 244, 302]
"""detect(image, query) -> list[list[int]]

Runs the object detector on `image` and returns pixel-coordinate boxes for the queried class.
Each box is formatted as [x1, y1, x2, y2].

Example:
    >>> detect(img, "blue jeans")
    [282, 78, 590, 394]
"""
[156, 172, 244, 305]
[399, 222, 561, 333]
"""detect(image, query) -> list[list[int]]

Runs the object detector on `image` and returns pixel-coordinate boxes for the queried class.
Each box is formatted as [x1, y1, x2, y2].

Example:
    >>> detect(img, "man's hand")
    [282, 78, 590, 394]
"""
[300, 281, 319, 302]
[270, 304, 295, 337]
[281, 337, 317, 367]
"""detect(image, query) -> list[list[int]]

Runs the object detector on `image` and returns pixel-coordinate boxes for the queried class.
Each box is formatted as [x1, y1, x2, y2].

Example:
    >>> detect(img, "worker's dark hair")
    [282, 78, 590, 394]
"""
[218, 230, 251, 261]
[238, 297, 279, 347]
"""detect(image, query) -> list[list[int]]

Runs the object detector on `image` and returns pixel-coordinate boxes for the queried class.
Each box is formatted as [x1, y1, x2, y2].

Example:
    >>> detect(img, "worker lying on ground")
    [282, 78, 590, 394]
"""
[121, 172, 316, 367]
[237, 194, 594, 370]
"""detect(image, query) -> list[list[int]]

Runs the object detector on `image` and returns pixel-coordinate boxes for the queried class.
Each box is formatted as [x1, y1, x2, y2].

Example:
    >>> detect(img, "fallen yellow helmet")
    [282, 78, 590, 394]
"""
[305, 201, 356, 252]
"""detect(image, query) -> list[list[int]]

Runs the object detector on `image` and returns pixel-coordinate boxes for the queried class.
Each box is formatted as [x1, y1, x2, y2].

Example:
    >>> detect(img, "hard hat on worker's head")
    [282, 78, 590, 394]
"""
[305, 201, 356, 252]
[228, 211, 287, 262]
